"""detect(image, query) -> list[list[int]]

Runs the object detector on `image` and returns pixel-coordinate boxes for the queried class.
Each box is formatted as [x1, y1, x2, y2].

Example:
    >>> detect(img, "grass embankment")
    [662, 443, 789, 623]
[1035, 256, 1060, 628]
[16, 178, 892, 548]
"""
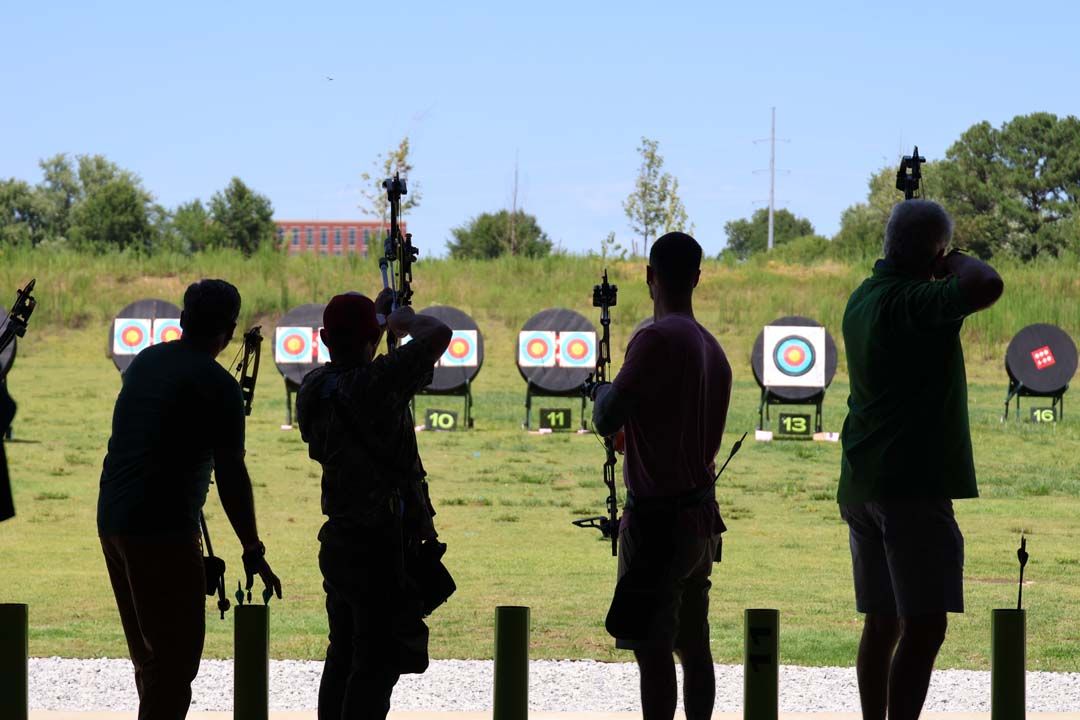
[0, 250, 1078, 669]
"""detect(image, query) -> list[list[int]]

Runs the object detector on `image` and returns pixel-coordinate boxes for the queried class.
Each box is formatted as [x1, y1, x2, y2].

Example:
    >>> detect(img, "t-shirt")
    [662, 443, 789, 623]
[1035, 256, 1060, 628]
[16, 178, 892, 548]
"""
[838, 260, 978, 504]
[297, 337, 436, 545]
[611, 314, 732, 536]
[97, 341, 245, 536]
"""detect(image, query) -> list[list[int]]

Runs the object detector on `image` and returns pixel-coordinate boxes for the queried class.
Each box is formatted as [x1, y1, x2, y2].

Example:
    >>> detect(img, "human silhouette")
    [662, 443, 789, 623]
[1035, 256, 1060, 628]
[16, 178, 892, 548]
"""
[297, 290, 452, 720]
[0, 381, 14, 522]
[97, 279, 282, 720]
[591, 232, 733, 720]
[838, 200, 1003, 720]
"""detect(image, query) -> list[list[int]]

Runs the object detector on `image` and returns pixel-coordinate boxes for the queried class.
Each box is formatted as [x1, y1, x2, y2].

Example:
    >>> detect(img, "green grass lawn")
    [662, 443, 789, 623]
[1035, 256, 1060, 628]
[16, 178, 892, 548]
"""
[0, 253, 1075, 669]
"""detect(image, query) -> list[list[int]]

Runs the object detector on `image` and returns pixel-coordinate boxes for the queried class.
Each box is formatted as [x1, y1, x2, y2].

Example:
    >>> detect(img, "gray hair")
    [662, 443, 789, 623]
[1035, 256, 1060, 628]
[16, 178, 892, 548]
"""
[883, 200, 953, 271]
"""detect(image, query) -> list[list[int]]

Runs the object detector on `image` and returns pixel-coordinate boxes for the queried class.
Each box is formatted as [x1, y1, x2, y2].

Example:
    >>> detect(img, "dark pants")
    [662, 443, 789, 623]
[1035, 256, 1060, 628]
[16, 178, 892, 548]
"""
[319, 538, 426, 720]
[101, 534, 205, 720]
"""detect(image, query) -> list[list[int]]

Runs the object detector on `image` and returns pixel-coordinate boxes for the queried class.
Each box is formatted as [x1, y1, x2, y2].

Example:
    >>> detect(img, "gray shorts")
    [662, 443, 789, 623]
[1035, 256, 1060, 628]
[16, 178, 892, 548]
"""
[839, 499, 965, 616]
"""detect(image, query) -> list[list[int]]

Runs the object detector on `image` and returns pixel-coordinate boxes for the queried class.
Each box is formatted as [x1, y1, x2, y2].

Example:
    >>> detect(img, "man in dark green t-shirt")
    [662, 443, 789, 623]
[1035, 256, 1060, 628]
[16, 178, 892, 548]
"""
[838, 200, 1003, 720]
[98, 279, 282, 720]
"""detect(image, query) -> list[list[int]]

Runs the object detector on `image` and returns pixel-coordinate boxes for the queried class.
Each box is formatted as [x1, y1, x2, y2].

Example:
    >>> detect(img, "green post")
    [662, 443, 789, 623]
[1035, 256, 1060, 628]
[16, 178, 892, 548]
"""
[0, 603, 28, 720]
[493, 605, 530, 720]
[744, 608, 779, 720]
[234, 605, 269, 720]
[991, 609, 1025, 720]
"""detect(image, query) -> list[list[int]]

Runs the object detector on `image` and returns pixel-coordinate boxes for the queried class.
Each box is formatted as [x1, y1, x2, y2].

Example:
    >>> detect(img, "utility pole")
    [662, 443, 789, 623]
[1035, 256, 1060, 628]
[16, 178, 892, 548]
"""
[768, 106, 776, 251]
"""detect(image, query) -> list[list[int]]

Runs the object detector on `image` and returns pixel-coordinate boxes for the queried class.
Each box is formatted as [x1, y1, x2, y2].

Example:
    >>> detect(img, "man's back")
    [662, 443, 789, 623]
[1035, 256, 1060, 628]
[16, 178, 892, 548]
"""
[614, 314, 732, 504]
[98, 341, 244, 536]
[839, 260, 977, 503]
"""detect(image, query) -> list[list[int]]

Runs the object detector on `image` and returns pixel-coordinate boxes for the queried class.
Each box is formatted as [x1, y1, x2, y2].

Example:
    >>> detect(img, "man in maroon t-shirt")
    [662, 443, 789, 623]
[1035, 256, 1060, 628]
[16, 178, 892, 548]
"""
[592, 232, 732, 720]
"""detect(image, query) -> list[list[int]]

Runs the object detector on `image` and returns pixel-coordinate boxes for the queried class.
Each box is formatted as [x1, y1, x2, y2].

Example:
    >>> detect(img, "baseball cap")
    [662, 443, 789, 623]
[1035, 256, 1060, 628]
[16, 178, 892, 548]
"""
[322, 293, 382, 346]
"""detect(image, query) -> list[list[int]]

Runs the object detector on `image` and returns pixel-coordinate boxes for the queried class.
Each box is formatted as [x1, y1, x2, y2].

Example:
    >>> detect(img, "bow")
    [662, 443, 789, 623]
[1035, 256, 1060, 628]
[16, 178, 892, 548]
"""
[0, 279, 37, 358]
[204, 324, 263, 619]
[572, 270, 620, 556]
[896, 145, 926, 200]
[379, 173, 418, 350]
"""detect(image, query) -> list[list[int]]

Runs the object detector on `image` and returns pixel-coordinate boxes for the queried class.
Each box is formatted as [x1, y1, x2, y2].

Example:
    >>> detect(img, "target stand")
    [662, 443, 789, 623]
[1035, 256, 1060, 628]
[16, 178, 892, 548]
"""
[1002, 324, 1077, 423]
[751, 316, 838, 441]
[107, 299, 183, 374]
[410, 306, 484, 429]
[273, 304, 328, 429]
[517, 308, 597, 431]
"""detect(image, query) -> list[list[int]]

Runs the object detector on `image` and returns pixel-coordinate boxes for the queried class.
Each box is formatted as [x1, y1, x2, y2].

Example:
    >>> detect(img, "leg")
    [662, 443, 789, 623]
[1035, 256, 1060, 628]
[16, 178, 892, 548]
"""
[318, 575, 353, 720]
[673, 534, 721, 720]
[888, 613, 948, 720]
[634, 648, 677, 720]
[675, 636, 714, 720]
[856, 613, 899, 720]
[101, 537, 153, 699]
[117, 535, 205, 720]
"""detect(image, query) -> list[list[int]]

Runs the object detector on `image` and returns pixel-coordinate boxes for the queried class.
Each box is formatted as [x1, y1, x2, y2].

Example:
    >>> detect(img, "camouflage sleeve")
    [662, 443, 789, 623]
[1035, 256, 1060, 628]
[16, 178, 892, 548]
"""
[360, 337, 438, 411]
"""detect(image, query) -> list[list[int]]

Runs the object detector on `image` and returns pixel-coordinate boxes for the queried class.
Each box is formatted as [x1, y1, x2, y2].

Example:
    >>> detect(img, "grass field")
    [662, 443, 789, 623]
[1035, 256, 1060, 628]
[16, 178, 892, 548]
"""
[1, 250, 1079, 670]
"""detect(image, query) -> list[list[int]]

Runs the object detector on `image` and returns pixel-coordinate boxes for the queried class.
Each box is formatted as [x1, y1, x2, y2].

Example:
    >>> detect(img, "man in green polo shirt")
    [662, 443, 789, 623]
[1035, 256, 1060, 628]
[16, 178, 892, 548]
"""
[838, 200, 1003, 720]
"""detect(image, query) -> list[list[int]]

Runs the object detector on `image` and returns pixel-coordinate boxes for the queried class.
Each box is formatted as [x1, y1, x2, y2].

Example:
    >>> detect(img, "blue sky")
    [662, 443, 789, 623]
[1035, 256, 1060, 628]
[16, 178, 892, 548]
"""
[2, 1, 1077, 256]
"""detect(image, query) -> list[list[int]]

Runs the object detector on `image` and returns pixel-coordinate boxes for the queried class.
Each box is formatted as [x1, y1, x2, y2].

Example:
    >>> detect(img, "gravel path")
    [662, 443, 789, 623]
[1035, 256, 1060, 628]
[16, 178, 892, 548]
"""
[29, 658, 1080, 712]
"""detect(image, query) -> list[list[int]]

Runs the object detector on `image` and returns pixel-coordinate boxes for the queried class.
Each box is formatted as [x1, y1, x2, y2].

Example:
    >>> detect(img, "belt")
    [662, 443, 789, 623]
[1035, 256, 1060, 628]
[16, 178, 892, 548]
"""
[624, 483, 716, 513]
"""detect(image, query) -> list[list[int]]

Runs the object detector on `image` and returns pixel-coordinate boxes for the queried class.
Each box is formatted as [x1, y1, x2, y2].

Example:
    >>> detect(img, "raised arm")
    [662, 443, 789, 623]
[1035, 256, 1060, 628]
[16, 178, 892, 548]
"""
[937, 250, 1004, 312]
[388, 306, 452, 364]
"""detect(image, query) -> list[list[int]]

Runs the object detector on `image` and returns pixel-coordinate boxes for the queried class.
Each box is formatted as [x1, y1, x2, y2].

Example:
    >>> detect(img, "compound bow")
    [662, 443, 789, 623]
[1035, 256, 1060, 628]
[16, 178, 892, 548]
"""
[572, 270, 620, 556]
[896, 145, 926, 200]
[203, 324, 264, 619]
[1, 279, 37, 522]
[379, 173, 418, 351]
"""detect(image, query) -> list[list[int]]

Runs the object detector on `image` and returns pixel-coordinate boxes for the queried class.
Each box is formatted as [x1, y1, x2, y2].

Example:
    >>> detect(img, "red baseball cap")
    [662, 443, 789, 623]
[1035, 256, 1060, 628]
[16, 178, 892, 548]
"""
[322, 293, 382, 346]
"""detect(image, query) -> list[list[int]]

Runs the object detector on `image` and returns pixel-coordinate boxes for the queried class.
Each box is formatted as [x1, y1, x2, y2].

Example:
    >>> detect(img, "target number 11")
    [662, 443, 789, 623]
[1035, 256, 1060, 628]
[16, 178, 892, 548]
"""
[779, 413, 812, 437]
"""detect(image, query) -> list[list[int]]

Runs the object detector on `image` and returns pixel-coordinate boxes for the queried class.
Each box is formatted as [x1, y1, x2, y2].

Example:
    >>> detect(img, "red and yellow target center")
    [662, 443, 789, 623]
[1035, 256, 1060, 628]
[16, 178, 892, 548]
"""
[567, 340, 587, 359]
[784, 347, 805, 365]
[284, 335, 305, 354]
[122, 327, 144, 346]
[527, 339, 548, 359]
[161, 327, 181, 342]
[449, 339, 469, 358]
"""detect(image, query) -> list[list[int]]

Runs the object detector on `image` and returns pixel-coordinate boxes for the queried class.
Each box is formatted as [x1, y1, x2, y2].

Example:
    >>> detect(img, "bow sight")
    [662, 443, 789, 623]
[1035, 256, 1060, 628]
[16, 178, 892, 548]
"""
[379, 173, 419, 343]
[896, 145, 926, 200]
[573, 270, 620, 556]
[0, 279, 37, 357]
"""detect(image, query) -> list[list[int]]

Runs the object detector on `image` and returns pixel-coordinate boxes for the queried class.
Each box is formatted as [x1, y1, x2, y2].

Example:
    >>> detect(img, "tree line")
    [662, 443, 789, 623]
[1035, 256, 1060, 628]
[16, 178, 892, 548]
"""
[725, 112, 1080, 262]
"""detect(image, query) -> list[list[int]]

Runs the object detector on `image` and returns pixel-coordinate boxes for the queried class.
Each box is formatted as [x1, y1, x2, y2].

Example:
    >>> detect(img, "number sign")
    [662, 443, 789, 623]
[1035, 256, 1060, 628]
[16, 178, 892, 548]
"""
[778, 413, 811, 437]
[425, 409, 458, 431]
[539, 408, 572, 431]
[1030, 407, 1058, 423]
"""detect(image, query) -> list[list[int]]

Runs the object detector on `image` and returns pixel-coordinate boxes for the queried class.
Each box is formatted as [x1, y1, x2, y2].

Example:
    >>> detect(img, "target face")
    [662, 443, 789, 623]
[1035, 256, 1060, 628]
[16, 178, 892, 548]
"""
[1031, 345, 1056, 371]
[518, 331, 557, 367]
[112, 319, 152, 356]
[441, 330, 478, 367]
[762, 325, 826, 388]
[275, 326, 314, 364]
[557, 331, 597, 368]
[152, 319, 182, 345]
[316, 328, 331, 364]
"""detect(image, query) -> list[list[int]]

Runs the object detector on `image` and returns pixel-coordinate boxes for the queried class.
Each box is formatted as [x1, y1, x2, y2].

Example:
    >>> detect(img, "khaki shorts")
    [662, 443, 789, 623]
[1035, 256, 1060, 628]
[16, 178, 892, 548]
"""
[608, 522, 720, 651]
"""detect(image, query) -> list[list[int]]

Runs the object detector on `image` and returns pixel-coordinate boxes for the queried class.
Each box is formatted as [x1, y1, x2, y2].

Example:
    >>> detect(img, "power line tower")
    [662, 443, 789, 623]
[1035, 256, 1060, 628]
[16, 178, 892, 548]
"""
[754, 107, 789, 251]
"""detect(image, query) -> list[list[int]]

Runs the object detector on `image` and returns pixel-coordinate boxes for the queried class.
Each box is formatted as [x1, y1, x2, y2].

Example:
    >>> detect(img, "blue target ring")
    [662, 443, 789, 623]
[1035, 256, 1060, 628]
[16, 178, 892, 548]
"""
[774, 336, 815, 377]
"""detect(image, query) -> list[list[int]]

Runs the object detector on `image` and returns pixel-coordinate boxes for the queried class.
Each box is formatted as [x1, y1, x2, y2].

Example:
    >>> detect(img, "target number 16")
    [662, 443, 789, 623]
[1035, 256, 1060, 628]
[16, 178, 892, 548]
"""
[1030, 407, 1058, 423]
[779, 413, 812, 437]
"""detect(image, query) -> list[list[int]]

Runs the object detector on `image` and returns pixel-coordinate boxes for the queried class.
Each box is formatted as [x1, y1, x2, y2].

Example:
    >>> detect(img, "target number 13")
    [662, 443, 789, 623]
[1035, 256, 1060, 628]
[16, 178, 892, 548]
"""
[779, 413, 811, 436]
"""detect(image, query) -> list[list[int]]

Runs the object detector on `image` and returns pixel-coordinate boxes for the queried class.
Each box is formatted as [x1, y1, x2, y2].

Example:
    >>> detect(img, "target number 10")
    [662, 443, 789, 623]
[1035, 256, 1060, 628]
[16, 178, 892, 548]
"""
[779, 413, 812, 437]
[425, 409, 458, 431]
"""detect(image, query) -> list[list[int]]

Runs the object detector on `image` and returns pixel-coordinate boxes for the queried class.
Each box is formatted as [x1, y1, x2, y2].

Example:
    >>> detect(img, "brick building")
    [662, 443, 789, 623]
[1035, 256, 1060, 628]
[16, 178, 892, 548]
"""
[274, 219, 405, 256]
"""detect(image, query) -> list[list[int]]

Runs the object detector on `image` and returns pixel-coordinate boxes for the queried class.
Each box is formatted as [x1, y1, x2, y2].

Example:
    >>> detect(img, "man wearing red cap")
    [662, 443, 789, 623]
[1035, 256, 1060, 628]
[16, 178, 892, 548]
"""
[297, 289, 451, 720]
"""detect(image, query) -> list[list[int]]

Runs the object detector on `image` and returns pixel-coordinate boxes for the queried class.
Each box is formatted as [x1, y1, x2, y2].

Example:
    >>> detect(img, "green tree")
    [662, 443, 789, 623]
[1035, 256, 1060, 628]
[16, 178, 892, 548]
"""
[446, 210, 552, 259]
[167, 199, 223, 253]
[0, 179, 49, 246]
[208, 178, 276, 255]
[723, 208, 815, 260]
[36, 154, 81, 240]
[359, 136, 421, 230]
[69, 177, 156, 253]
[623, 137, 691, 256]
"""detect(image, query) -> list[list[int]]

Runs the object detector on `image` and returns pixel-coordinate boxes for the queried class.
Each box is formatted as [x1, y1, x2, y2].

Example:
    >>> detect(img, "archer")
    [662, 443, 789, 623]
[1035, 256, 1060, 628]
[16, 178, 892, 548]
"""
[96, 279, 281, 718]
[1, 278, 37, 522]
[589, 233, 733, 720]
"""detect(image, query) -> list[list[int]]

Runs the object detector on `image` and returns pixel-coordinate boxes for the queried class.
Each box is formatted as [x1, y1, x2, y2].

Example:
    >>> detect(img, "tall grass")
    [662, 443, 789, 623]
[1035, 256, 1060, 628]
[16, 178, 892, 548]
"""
[3, 246, 1078, 371]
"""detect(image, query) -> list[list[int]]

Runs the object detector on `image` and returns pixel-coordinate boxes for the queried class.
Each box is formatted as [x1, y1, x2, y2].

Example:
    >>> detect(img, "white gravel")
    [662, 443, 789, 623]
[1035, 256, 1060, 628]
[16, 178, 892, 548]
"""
[28, 658, 1080, 712]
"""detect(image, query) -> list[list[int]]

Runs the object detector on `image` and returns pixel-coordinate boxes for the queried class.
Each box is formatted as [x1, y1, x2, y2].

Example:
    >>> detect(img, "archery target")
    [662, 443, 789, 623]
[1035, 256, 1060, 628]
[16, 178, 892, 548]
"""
[275, 326, 314, 364]
[1005, 324, 1078, 395]
[557, 331, 596, 368]
[762, 325, 826, 388]
[152, 318, 182, 345]
[441, 330, 478, 367]
[519, 331, 557, 367]
[113, 319, 152, 356]
[316, 328, 331, 364]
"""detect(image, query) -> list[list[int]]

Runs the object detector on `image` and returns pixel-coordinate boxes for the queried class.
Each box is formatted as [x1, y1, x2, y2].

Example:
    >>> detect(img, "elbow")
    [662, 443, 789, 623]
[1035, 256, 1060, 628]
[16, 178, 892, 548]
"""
[975, 276, 1005, 310]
